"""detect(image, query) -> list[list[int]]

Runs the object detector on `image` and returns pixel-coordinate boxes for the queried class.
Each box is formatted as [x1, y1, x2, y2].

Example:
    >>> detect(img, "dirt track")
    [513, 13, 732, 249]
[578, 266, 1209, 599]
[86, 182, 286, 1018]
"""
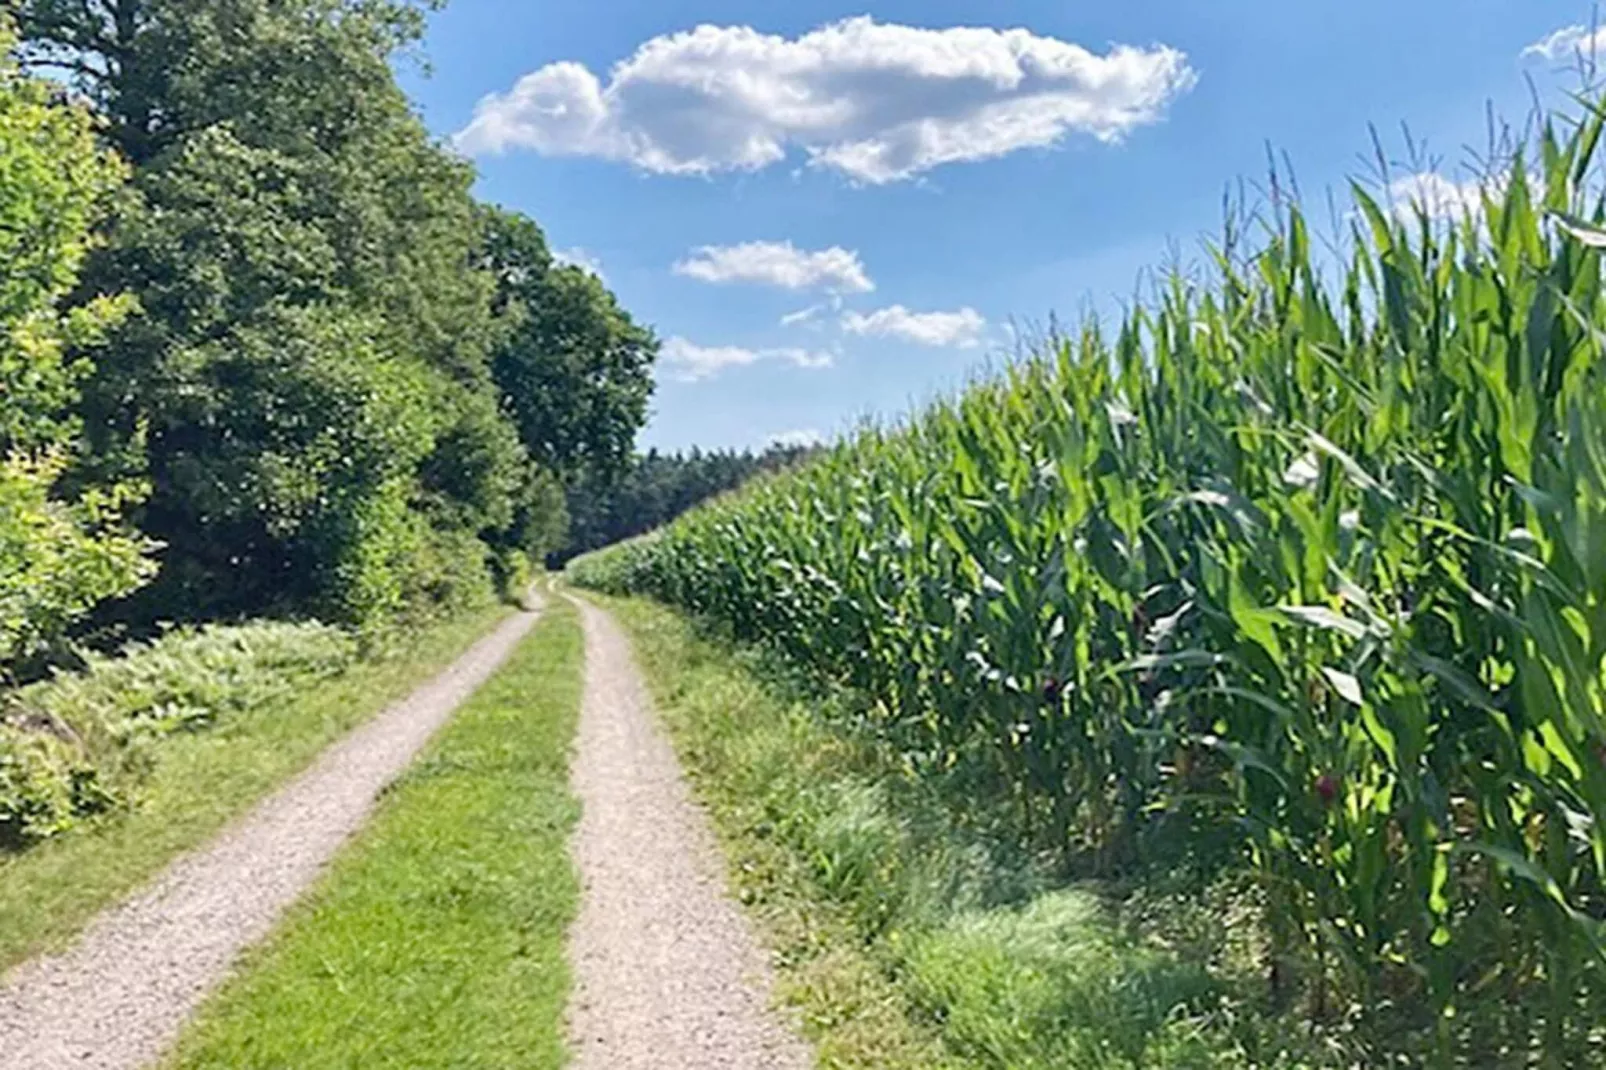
[565, 597, 810, 1069]
[0, 602, 542, 1070]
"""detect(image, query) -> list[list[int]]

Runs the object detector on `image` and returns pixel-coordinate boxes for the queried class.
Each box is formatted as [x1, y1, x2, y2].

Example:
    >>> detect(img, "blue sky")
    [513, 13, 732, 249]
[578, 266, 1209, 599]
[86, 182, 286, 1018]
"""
[400, 1, 1593, 453]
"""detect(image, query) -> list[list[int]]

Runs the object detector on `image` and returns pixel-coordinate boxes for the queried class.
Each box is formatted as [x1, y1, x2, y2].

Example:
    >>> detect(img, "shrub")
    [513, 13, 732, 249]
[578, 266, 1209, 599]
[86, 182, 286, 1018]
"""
[0, 19, 155, 665]
[0, 620, 357, 848]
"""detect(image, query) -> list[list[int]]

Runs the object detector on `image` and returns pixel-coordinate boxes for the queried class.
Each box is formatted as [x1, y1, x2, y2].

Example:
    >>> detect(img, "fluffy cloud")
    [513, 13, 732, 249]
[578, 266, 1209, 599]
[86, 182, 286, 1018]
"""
[1387, 171, 1532, 222]
[842, 305, 987, 348]
[674, 241, 874, 292]
[552, 246, 606, 281]
[1388, 173, 1486, 220]
[454, 17, 1197, 184]
[660, 337, 833, 382]
[1523, 24, 1606, 62]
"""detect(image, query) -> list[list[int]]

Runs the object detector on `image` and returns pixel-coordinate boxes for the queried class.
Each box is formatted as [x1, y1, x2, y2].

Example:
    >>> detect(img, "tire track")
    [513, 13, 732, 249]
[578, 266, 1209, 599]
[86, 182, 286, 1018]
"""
[0, 601, 542, 1070]
[566, 597, 810, 1069]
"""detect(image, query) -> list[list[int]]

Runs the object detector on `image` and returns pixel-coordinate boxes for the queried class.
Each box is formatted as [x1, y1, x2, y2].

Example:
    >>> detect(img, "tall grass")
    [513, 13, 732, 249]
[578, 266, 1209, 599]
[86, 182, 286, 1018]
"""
[572, 99, 1606, 1064]
[1, 621, 357, 847]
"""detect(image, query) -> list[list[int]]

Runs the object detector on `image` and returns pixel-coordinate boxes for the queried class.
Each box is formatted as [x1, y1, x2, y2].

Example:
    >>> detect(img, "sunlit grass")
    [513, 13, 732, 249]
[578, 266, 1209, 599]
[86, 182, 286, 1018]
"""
[0, 602, 514, 973]
[164, 599, 582, 1069]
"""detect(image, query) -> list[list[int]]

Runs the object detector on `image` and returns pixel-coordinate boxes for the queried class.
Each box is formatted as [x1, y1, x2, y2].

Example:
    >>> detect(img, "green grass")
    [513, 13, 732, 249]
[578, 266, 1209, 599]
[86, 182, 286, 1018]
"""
[163, 597, 582, 1070]
[2, 618, 362, 849]
[592, 592, 954, 1070]
[0, 601, 515, 973]
[595, 593, 1339, 1070]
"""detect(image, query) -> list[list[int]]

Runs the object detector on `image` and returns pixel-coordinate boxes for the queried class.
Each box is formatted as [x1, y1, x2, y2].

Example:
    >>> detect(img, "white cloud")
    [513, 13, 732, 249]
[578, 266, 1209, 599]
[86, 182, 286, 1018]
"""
[767, 428, 826, 449]
[1388, 173, 1486, 221]
[552, 246, 606, 282]
[781, 348, 836, 370]
[674, 242, 874, 292]
[660, 336, 834, 382]
[1387, 171, 1534, 222]
[780, 304, 826, 328]
[661, 338, 761, 380]
[842, 305, 987, 348]
[1523, 24, 1606, 62]
[454, 17, 1197, 184]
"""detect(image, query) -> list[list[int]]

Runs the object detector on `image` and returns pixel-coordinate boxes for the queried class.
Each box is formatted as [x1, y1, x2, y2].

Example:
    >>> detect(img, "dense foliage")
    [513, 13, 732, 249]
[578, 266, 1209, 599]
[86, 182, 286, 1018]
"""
[0, 619, 357, 848]
[572, 105, 1606, 1064]
[483, 207, 658, 487]
[559, 443, 815, 564]
[0, 2, 658, 849]
[0, 21, 155, 666]
[8, 0, 657, 634]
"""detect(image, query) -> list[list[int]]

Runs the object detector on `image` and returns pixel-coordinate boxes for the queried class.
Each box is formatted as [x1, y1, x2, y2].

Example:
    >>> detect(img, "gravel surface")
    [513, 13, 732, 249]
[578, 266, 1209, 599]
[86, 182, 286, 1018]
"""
[0, 601, 542, 1070]
[566, 598, 811, 1070]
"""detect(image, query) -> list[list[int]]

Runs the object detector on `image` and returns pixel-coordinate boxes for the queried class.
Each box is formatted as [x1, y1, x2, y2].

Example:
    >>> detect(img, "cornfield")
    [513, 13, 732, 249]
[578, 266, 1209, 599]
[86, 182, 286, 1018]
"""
[572, 102, 1606, 1064]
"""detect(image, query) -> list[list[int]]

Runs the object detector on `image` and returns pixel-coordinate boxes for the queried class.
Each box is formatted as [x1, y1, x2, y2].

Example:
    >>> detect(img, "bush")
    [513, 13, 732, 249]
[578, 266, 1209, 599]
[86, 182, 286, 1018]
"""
[0, 20, 155, 665]
[491, 549, 534, 606]
[0, 620, 357, 848]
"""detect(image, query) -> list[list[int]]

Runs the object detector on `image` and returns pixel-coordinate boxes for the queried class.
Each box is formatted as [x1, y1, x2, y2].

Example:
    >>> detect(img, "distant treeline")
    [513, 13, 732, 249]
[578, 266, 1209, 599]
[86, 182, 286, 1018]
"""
[2, 1, 658, 667]
[557, 444, 818, 565]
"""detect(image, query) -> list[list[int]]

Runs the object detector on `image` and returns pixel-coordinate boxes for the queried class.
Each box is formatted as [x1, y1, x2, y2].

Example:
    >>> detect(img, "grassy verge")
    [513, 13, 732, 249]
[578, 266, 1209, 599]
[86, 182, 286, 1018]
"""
[0, 601, 516, 973]
[596, 593, 1333, 1070]
[164, 597, 582, 1069]
[591, 593, 959, 1070]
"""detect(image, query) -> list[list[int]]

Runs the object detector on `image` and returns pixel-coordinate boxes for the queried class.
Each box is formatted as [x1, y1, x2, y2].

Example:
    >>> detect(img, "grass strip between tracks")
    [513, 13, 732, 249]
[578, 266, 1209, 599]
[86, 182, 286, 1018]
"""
[165, 598, 582, 1069]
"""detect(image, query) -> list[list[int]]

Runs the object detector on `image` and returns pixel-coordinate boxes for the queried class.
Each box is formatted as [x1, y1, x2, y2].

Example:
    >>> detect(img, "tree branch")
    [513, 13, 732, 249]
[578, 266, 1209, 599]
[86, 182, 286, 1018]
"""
[17, 55, 112, 86]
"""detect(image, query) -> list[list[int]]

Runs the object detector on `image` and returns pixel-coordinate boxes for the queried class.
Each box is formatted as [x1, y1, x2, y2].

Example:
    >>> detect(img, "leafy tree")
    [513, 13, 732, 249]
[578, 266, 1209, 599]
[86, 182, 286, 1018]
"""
[558, 444, 816, 564]
[16, 0, 438, 165]
[14, 1, 661, 626]
[0, 20, 154, 664]
[18, 0, 528, 625]
[482, 207, 658, 486]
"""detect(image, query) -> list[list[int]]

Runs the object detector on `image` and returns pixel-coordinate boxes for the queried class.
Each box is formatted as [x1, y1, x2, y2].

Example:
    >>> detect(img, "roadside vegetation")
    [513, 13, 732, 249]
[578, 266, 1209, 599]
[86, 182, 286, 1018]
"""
[0, 601, 511, 972]
[597, 594, 1331, 1070]
[1, 620, 357, 848]
[559, 441, 820, 566]
[570, 95, 1606, 1067]
[163, 599, 583, 1070]
[0, 0, 656, 888]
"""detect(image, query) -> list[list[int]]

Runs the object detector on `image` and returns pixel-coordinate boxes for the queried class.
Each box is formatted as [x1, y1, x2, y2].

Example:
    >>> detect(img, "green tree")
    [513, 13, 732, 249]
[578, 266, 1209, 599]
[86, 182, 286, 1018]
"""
[16, 0, 438, 165]
[19, 0, 529, 626]
[482, 207, 658, 486]
[0, 20, 154, 664]
[558, 443, 816, 564]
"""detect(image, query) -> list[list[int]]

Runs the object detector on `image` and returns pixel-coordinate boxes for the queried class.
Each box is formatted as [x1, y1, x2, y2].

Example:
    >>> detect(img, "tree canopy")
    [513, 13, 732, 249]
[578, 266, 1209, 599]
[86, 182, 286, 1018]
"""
[558, 444, 817, 566]
[2, 1, 660, 649]
[483, 207, 658, 486]
[0, 19, 153, 664]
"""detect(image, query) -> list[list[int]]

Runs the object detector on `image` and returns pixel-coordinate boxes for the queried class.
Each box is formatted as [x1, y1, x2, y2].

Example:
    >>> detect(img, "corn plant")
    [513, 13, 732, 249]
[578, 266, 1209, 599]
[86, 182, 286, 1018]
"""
[571, 98, 1606, 1065]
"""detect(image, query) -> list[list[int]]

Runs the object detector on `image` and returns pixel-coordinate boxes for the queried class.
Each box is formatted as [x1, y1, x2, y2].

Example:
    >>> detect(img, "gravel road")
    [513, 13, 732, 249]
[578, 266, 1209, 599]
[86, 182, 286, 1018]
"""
[0, 601, 542, 1070]
[565, 597, 811, 1069]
